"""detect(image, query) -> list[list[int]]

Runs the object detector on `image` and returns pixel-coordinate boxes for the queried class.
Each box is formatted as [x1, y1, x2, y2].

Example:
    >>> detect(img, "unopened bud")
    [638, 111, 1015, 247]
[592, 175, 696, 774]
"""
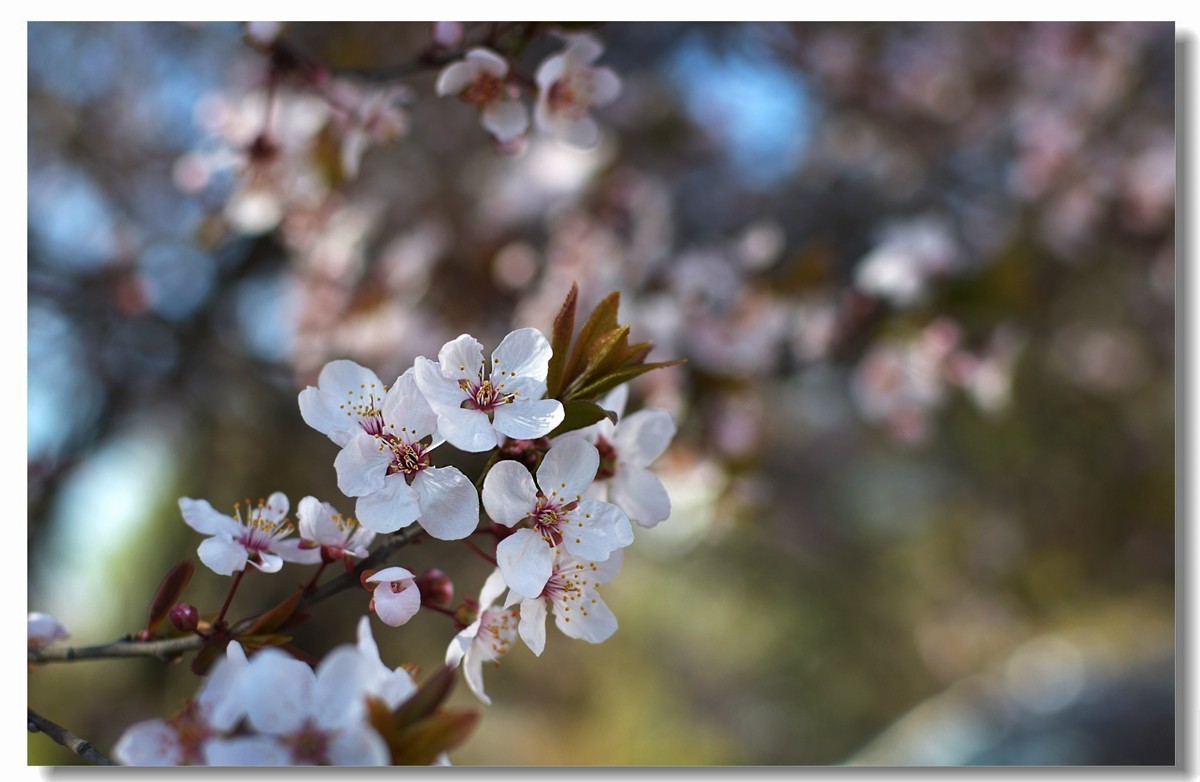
[169, 603, 199, 633]
[416, 568, 454, 609]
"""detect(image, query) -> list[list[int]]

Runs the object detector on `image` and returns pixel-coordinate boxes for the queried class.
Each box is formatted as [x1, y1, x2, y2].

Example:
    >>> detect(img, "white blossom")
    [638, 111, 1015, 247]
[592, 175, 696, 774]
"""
[274, 496, 375, 566]
[27, 612, 69, 649]
[534, 34, 622, 149]
[436, 48, 529, 142]
[179, 493, 295, 576]
[366, 567, 421, 628]
[445, 570, 517, 705]
[505, 548, 622, 656]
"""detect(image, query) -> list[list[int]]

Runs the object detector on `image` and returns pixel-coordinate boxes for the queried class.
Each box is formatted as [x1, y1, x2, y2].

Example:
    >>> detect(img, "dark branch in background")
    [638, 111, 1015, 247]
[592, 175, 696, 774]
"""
[27, 709, 116, 766]
[28, 525, 428, 666]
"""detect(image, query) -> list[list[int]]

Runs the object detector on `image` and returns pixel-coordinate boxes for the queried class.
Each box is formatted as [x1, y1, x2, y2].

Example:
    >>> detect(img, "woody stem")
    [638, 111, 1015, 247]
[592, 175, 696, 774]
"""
[214, 568, 247, 626]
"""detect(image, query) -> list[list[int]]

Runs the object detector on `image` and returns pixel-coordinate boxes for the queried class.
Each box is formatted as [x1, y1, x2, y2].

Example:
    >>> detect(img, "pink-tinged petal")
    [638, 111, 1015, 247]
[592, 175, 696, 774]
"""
[536, 436, 599, 500]
[495, 373, 546, 400]
[553, 590, 617, 644]
[113, 720, 182, 766]
[561, 499, 633, 561]
[267, 537, 321, 565]
[327, 726, 390, 766]
[412, 466, 479, 540]
[356, 473, 421, 534]
[334, 434, 391, 498]
[434, 406, 498, 453]
[435, 60, 480, 96]
[344, 525, 376, 557]
[465, 47, 509, 77]
[251, 551, 284, 574]
[496, 528, 554, 599]
[588, 66, 622, 106]
[479, 568, 509, 609]
[313, 646, 369, 730]
[461, 644, 490, 705]
[260, 492, 290, 525]
[369, 566, 416, 582]
[482, 460, 538, 526]
[297, 496, 341, 544]
[482, 99, 529, 142]
[437, 334, 485, 383]
[492, 398, 565, 441]
[381, 370, 438, 440]
[413, 356, 466, 413]
[372, 578, 421, 627]
[591, 546, 624, 584]
[357, 616, 384, 666]
[535, 53, 567, 91]
[179, 498, 239, 537]
[198, 537, 249, 576]
[204, 735, 291, 766]
[490, 327, 552, 383]
[563, 33, 604, 66]
[614, 409, 676, 467]
[310, 361, 387, 442]
[27, 612, 69, 646]
[555, 115, 601, 149]
[611, 464, 672, 527]
[534, 92, 555, 133]
[518, 597, 548, 656]
[243, 649, 315, 734]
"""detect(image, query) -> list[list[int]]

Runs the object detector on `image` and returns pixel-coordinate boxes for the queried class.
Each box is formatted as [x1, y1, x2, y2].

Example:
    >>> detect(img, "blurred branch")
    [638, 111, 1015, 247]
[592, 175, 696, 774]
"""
[27, 708, 116, 766]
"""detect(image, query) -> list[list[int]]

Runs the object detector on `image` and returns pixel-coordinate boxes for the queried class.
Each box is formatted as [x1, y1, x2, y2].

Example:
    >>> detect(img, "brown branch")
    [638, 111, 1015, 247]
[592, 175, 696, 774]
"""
[301, 525, 426, 607]
[27, 708, 116, 766]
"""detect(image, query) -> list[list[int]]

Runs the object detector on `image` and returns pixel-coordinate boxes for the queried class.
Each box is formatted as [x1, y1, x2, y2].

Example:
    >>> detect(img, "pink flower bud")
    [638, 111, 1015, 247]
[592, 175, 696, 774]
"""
[169, 603, 199, 633]
[416, 568, 454, 608]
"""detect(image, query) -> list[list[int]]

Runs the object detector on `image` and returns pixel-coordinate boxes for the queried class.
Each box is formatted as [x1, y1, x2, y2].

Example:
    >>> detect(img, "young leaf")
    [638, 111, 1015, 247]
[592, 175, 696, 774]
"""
[392, 665, 458, 729]
[570, 359, 686, 402]
[545, 283, 578, 398]
[390, 711, 481, 766]
[560, 291, 621, 397]
[546, 399, 617, 439]
[145, 561, 195, 635]
[239, 592, 302, 636]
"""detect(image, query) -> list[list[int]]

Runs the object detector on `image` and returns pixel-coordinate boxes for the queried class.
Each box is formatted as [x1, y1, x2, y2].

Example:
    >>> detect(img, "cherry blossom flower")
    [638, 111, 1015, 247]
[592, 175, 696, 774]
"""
[179, 492, 295, 576]
[505, 549, 622, 656]
[274, 496, 375, 567]
[27, 612, 69, 649]
[534, 33, 622, 149]
[575, 384, 676, 528]
[204, 646, 388, 766]
[300, 363, 478, 539]
[482, 435, 633, 598]
[436, 48, 529, 142]
[354, 616, 418, 709]
[366, 567, 421, 628]
[114, 642, 250, 765]
[414, 328, 564, 453]
[445, 570, 518, 705]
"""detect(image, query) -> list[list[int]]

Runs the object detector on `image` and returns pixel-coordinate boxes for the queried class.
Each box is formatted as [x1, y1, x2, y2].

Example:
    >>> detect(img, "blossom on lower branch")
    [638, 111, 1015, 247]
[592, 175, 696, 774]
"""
[483, 435, 633, 598]
[366, 567, 421, 627]
[178, 492, 295, 576]
[505, 548, 622, 656]
[445, 570, 518, 706]
[274, 495, 375, 567]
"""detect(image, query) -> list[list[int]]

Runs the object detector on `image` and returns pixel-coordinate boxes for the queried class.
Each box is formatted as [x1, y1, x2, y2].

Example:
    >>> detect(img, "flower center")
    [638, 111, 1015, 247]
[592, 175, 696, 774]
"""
[547, 73, 594, 119]
[387, 438, 431, 477]
[461, 71, 507, 107]
[288, 722, 331, 765]
[530, 497, 578, 547]
[167, 701, 214, 765]
[338, 383, 386, 436]
[476, 606, 518, 661]
[460, 379, 514, 414]
[233, 498, 292, 548]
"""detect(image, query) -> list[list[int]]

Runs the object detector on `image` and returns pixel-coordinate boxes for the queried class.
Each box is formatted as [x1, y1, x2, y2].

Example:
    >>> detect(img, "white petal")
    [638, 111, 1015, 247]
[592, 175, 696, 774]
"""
[561, 499, 633, 561]
[492, 398, 565, 441]
[355, 473, 421, 534]
[437, 334, 485, 383]
[27, 612, 69, 646]
[319, 359, 385, 398]
[243, 649, 315, 734]
[413, 356, 467, 413]
[599, 383, 629, 420]
[298, 386, 353, 442]
[536, 435, 599, 500]
[327, 725, 390, 765]
[373, 578, 421, 627]
[482, 99, 529, 142]
[482, 460, 538, 526]
[179, 498, 239, 537]
[412, 466, 479, 540]
[461, 645, 490, 705]
[490, 327, 553, 383]
[465, 47, 509, 77]
[563, 33, 604, 66]
[297, 495, 341, 544]
[203, 735, 291, 766]
[479, 568, 509, 609]
[610, 465, 672, 527]
[261, 492, 290, 525]
[588, 66, 622, 106]
[553, 590, 617, 644]
[445, 621, 477, 669]
[368, 566, 416, 582]
[113, 720, 182, 766]
[518, 598, 548, 656]
[313, 646, 369, 730]
[356, 615, 384, 666]
[381, 370, 438, 439]
[535, 53, 567, 91]
[435, 60, 480, 96]
[614, 409, 676, 467]
[334, 434, 392, 497]
[434, 406, 498, 453]
[197, 537, 248, 576]
[250, 551, 284, 574]
[496, 528, 553, 599]
[554, 115, 601, 149]
[270, 539, 322, 568]
[200, 643, 250, 732]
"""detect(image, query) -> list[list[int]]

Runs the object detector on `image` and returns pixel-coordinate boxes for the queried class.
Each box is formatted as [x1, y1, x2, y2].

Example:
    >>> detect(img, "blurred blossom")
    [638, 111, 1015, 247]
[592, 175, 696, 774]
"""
[1050, 324, 1149, 395]
[854, 217, 959, 307]
[534, 33, 622, 149]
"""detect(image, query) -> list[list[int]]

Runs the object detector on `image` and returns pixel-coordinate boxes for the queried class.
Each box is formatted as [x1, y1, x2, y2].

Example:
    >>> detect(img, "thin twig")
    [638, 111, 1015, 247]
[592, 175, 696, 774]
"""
[302, 525, 426, 607]
[27, 708, 116, 766]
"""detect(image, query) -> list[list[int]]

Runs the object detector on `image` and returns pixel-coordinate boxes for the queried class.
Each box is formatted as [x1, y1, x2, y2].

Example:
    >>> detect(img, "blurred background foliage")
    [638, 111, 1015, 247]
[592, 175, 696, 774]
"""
[27, 21, 1174, 765]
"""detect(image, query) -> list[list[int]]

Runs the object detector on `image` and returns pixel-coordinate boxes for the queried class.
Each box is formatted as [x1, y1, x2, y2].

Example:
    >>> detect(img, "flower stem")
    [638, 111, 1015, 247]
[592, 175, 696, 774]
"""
[303, 562, 328, 593]
[215, 568, 247, 626]
[462, 538, 498, 567]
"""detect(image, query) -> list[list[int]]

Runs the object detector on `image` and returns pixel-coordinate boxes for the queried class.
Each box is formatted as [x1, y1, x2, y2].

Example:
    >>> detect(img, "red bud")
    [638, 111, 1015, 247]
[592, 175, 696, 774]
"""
[169, 603, 199, 633]
[416, 568, 454, 609]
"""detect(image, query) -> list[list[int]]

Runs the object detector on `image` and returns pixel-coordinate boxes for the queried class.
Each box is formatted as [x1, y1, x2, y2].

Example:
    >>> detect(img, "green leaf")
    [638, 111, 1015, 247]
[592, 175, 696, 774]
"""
[392, 665, 457, 729]
[145, 560, 194, 634]
[547, 399, 616, 438]
[569, 359, 687, 402]
[545, 283, 578, 398]
[391, 711, 481, 765]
